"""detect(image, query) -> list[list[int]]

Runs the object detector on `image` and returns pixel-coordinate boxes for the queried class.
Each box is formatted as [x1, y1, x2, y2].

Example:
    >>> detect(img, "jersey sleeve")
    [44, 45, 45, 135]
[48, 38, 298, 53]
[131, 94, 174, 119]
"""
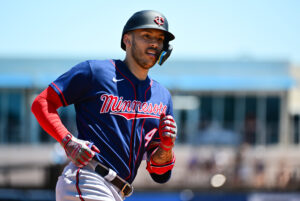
[166, 96, 174, 116]
[49, 61, 92, 106]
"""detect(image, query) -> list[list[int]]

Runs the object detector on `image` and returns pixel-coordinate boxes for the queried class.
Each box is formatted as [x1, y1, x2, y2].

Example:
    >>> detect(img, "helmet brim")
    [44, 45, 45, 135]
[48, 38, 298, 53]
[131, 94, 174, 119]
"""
[121, 27, 175, 50]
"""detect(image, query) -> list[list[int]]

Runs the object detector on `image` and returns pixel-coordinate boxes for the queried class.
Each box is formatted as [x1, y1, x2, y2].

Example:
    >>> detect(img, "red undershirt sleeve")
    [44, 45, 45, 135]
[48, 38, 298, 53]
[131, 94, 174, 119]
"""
[31, 86, 70, 143]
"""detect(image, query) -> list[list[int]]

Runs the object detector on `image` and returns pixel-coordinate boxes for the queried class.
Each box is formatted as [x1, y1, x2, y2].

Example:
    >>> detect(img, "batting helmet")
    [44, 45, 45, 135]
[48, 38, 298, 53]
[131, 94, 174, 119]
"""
[121, 10, 175, 65]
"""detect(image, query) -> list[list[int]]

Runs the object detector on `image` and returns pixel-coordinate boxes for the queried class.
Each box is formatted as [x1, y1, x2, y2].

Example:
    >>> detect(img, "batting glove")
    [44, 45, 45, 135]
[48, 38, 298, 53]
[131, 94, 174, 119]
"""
[158, 113, 177, 151]
[60, 134, 100, 168]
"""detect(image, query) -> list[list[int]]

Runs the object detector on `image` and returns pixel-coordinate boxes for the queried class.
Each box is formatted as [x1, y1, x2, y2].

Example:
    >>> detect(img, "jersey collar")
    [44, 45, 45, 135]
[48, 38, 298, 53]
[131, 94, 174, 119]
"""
[113, 60, 151, 86]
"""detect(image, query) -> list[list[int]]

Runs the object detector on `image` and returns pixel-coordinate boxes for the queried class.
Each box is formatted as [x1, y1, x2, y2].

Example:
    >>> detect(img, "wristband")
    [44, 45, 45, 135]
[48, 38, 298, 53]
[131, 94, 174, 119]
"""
[146, 152, 175, 175]
[61, 133, 72, 147]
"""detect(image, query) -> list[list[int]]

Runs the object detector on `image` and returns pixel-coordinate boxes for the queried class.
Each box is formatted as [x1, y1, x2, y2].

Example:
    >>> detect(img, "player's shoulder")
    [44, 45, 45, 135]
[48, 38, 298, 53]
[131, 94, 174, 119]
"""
[72, 59, 113, 69]
[151, 79, 171, 96]
[78, 59, 116, 75]
[85, 59, 115, 69]
[69, 59, 116, 80]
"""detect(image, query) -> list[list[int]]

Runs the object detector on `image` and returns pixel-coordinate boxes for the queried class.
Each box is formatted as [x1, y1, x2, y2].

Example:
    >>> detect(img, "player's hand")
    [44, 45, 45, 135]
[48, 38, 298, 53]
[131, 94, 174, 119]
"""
[158, 113, 177, 151]
[60, 134, 100, 168]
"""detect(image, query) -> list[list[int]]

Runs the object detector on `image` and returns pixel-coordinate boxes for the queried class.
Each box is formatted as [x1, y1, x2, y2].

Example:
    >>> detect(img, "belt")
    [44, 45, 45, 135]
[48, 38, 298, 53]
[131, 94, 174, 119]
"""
[94, 162, 134, 197]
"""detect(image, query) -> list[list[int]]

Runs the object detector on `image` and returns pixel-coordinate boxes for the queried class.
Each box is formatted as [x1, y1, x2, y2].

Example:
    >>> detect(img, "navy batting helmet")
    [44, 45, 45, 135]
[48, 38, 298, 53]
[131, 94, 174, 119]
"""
[121, 10, 175, 65]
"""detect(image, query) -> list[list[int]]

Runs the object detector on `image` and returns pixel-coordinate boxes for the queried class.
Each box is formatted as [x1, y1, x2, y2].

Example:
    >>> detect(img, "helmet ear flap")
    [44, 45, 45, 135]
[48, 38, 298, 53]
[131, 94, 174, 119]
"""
[157, 44, 173, 66]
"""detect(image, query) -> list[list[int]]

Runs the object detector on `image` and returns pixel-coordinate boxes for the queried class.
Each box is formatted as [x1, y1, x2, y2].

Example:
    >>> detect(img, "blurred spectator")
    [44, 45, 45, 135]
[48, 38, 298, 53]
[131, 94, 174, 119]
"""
[232, 145, 253, 188]
[275, 159, 291, 189]
[253, 158, 265, 188]
[243, 113, 256, 145]
[178, 140, 300, 191]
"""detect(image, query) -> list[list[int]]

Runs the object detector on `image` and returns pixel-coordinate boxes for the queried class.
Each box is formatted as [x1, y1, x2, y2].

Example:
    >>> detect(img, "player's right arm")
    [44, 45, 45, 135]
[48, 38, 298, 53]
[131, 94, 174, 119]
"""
[146, 113, 177, 183]
[31, 86, 99, 167]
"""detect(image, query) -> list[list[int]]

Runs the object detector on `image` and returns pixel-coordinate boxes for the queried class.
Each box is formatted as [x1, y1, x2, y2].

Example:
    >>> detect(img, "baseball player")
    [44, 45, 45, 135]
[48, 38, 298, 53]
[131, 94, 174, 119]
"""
[31, 10, 177, 201]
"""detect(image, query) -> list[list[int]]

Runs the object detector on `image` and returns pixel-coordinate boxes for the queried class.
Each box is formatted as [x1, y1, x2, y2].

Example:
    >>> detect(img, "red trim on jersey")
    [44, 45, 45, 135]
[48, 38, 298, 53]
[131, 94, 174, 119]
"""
[144, 79, 153, 100]
[51, 82, 68, 106]
[110, 60, 136, 181]
[133, 118, 145, 170]
[143, 80, 157, 151]
[133, 79, 154, 177]
[125, 119, 136, 180]
[31, 86, 70, 143]
[110, 112, 159, 120]
[76, 168, 85, 201]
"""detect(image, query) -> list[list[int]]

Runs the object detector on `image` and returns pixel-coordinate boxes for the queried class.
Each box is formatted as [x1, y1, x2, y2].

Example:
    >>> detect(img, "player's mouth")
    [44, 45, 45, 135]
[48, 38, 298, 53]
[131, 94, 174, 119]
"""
[146, 49, 159, 59]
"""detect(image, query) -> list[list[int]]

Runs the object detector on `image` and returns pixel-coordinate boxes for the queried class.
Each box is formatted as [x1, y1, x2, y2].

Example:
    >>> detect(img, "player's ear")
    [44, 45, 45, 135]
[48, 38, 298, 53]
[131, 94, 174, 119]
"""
[123, 34, 132, 48]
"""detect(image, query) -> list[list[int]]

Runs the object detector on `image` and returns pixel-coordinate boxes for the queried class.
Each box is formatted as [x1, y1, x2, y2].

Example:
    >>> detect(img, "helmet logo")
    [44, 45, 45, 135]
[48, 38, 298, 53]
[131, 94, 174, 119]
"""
[154, 16, 164, 26]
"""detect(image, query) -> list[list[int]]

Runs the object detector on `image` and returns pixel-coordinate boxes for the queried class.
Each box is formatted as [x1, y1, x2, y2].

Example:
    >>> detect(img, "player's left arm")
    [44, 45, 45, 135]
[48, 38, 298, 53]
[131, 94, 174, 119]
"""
[146, 113, 176, 183]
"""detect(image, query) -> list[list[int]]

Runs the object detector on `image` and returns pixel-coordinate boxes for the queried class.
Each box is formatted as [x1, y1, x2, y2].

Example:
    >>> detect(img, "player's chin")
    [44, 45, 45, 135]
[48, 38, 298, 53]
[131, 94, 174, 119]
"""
[144, 60, 157, 68]
[146, 54, 158, 66]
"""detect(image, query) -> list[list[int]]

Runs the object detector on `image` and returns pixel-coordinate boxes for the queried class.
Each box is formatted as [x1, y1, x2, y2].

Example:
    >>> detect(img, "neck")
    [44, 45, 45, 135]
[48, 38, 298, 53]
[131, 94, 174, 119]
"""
[123, 56, 149, 81]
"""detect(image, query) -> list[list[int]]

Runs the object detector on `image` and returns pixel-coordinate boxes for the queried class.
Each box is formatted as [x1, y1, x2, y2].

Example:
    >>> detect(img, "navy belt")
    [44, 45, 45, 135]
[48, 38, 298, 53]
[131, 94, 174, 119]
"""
[94, 162, 133, 197]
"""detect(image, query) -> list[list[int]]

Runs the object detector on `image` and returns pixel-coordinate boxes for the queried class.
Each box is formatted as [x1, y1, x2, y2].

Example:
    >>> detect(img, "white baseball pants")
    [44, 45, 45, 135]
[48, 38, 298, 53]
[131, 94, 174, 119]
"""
[56, 161, 124, 201]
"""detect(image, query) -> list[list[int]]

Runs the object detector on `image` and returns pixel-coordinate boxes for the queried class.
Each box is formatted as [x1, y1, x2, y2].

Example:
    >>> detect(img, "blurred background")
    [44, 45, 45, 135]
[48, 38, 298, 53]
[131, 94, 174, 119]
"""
[1, 0, 300, 200]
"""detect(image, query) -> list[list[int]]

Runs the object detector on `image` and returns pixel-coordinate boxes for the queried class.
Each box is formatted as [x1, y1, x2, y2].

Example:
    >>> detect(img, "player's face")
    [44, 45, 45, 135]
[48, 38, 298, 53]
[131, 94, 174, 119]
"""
[130, 29, 165, 69]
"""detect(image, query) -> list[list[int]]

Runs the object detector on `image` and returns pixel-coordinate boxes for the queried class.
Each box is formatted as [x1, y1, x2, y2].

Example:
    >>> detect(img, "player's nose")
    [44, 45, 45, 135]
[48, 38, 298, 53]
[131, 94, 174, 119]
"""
[147, 38, 160, 48]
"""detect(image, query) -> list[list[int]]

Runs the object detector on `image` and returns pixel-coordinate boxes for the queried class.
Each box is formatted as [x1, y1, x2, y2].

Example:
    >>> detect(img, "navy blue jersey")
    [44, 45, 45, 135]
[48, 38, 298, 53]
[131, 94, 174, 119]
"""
[50, 59, 173, 183]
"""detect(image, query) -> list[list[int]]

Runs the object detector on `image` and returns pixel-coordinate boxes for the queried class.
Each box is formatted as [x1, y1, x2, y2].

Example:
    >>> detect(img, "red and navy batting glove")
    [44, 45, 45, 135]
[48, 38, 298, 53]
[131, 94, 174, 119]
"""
[158, 113, 177, 151]
[60, 134, 100, 168]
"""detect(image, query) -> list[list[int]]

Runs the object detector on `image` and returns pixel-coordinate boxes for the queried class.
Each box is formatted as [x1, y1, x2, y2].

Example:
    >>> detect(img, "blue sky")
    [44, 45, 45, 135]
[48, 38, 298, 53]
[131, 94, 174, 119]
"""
[1, 0, 300, 64]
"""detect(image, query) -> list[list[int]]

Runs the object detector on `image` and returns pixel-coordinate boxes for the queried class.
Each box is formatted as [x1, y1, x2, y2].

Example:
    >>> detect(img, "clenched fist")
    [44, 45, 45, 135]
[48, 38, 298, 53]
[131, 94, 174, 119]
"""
[60, 134, 100, 168]
[158, 113, 177, 151]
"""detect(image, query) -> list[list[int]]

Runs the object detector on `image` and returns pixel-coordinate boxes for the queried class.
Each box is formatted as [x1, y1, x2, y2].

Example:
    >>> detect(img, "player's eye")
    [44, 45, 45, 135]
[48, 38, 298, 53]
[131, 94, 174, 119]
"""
[143, 34, 151, 40]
